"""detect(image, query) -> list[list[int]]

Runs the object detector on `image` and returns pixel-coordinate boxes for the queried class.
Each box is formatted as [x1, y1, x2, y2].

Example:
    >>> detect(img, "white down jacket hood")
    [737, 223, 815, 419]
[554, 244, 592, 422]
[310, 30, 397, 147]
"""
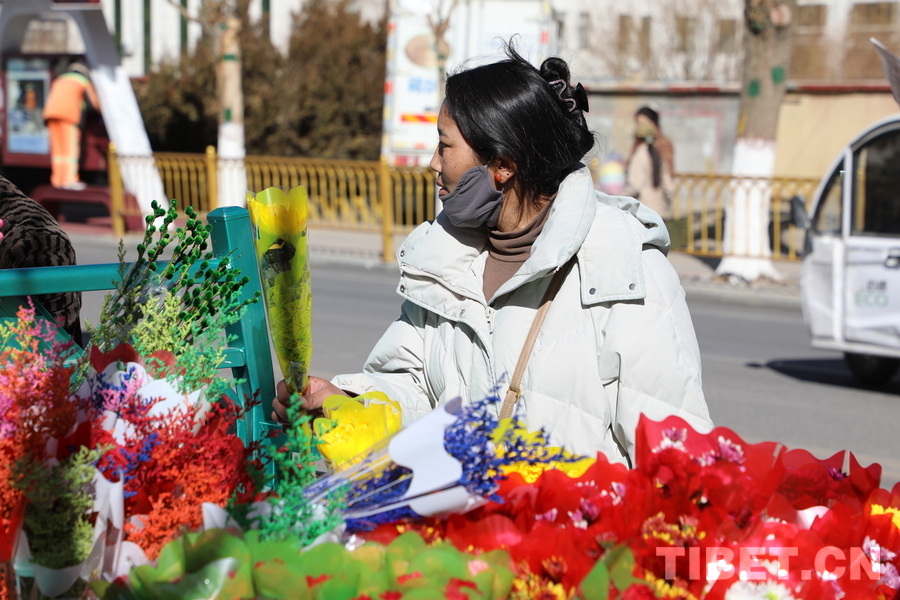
[333, 166, 713, 464]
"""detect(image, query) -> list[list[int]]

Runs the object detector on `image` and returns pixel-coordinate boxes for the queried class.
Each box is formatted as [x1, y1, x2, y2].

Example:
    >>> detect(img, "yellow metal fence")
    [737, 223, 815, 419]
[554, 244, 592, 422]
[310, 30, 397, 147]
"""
[671, 174, 819, 261]
[109, 145, 820, 261]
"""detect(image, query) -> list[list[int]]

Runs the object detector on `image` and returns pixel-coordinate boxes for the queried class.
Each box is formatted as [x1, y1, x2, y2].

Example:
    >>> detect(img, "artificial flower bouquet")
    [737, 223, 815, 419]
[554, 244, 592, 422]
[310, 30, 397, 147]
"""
[0, 203, 264, 599]
[304, 395, 579, 534]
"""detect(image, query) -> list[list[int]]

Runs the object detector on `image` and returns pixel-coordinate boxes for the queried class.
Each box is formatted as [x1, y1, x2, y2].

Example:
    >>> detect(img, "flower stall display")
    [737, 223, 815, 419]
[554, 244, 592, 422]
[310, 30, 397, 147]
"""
[5, 197, 900, 600]
[90, 393, 580, 600]
[90, 386, 900, 600]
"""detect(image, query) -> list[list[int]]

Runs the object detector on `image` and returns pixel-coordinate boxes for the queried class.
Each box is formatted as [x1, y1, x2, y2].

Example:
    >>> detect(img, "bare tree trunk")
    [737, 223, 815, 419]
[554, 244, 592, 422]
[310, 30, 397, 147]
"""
[717, 0, 797, 283]
[216, 15, 244, 158]
[166, 0, 247, 207]
[428, 0, 456, 219]
[428, 0, 457, 106]
[215, 14, 247, 207]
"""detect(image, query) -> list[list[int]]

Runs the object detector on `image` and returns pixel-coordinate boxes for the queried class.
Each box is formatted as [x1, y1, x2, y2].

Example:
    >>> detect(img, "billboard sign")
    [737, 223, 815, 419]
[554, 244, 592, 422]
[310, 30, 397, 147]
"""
[5, 56, 50, 155]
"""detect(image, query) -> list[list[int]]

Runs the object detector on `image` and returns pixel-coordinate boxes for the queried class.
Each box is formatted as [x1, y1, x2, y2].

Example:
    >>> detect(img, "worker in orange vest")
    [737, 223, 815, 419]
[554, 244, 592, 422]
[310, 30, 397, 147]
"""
[43, 61, 100, 190]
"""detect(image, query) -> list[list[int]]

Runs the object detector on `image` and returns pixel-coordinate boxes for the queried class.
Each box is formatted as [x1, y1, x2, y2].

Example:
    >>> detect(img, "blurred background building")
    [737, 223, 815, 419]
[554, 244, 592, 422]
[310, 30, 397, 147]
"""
[556, 0, 900, 180]
[4, 0, 899, 179]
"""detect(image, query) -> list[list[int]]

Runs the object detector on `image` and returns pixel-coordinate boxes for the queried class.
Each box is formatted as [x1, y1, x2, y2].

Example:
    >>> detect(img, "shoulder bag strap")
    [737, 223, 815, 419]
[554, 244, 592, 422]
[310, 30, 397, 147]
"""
[498, 256, 576, 420]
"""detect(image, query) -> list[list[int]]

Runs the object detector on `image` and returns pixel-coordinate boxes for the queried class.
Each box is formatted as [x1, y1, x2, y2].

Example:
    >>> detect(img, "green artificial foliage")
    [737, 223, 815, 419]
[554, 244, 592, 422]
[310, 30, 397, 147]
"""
[87, 200, 259, 396]
[15, 446, 105, 570]
[129, 288, 230, 399]
[254, 395, 344, 545]
[91, 201, 257, 350]
[93, 529, 514, 600]
[129, 286, 193, 357]
[576, 546, 648, 600]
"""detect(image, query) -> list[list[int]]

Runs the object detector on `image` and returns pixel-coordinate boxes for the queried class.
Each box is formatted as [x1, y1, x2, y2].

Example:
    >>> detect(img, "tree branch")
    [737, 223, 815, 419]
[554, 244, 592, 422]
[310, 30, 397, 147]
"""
[165, 0, 216, 40]
[165, 0, 198, 23]
[427, 0, 459, 38]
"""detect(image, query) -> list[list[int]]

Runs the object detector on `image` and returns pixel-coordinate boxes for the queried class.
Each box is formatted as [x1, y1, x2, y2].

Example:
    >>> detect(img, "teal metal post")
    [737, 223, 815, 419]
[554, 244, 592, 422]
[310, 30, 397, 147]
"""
[207, 206, 278, 453]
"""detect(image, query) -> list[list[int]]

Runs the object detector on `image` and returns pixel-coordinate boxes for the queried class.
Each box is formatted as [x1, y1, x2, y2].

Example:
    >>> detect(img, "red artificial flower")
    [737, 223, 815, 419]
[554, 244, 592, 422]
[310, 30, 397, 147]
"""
[619, 584, 658, 600]
[396, 571, 423, 585]
[444, 513, 523, 552]
[306, 574, 330, 587]
[446, 577, 478, 599]
[89, 343, 142, 374]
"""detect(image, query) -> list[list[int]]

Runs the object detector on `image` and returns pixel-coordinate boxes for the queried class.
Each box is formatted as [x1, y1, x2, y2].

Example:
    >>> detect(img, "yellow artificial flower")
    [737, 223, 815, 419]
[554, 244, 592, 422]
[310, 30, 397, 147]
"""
[315, 392, 402, 470]
[510, 569, 570, 600]
[248, 186, 312, 393]
[247, 187, 309, 238]
[492, 417, 595, 483]
[645, 571, 700, 600]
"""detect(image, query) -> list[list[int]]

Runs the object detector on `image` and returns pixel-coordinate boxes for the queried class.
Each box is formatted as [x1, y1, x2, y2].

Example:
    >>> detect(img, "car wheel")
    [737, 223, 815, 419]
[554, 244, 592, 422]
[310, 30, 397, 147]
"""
[843, 352, 900, 387]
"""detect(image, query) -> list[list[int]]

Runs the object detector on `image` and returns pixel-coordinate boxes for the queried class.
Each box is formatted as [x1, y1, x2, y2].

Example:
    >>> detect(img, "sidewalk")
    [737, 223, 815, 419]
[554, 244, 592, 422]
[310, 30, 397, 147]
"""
[667, 251, 802, 309]
[64, 224, 803, 310]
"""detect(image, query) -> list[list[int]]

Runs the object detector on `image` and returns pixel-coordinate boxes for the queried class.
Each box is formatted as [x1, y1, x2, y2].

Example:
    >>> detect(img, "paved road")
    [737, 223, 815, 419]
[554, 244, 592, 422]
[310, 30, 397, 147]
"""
[688, 295, 900, 489]
[72, 241, 900, 489]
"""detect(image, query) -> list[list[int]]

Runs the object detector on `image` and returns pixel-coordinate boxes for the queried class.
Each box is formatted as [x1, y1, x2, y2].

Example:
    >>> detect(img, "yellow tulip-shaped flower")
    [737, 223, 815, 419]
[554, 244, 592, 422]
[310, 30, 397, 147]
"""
[248, 186, 311, 394]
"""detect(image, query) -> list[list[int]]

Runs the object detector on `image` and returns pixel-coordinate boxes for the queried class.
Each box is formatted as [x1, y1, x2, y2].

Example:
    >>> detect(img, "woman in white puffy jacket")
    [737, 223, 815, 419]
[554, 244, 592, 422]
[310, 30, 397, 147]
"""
[273, 46, 712, 465]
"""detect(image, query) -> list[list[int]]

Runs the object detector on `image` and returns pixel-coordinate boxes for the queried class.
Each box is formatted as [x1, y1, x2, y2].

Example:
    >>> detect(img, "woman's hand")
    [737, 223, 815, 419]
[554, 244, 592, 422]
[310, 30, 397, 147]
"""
[271, 376, 350, 425]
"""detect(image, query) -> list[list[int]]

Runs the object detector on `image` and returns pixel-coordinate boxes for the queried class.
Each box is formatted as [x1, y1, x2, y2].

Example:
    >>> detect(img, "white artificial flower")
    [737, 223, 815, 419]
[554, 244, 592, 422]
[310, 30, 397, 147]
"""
[724, 580, 797, 600]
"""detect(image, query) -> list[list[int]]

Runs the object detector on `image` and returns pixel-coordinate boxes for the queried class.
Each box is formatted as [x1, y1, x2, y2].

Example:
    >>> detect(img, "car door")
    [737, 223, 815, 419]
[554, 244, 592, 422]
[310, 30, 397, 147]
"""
[802, 158, 846, 344]
[843, 125, 900, 352]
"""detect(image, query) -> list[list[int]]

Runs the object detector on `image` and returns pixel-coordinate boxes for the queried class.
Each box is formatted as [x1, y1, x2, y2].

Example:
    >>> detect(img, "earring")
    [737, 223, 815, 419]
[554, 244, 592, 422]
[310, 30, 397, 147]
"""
[494, 173, 503, 182]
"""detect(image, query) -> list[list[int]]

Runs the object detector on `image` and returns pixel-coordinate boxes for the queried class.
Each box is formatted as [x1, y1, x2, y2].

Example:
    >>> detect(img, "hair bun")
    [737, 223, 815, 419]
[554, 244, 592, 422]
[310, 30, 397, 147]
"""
[540, 57, 571, 84]
[540, 57, 588, 126]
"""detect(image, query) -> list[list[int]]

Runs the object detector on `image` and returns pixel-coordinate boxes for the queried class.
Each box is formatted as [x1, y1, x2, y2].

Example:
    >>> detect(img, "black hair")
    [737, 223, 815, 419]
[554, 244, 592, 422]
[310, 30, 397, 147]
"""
[636, 106, 660, 128]
[444, 44, 595, 210]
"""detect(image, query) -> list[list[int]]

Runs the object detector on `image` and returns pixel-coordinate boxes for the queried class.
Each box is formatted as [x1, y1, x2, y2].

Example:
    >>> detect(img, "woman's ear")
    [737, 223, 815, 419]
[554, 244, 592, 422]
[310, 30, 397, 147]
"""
[490, 158, 517, 186]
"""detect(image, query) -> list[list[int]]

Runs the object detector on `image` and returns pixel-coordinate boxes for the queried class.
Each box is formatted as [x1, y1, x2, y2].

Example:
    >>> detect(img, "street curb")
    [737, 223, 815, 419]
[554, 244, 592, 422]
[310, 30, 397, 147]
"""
[308, 252, 398, 272]
[681, 281, 802, 309]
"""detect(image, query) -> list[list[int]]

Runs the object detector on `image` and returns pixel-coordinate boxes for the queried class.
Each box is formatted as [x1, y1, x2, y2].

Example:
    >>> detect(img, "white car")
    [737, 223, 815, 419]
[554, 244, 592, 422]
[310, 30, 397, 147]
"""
[794, 113, 900, 386]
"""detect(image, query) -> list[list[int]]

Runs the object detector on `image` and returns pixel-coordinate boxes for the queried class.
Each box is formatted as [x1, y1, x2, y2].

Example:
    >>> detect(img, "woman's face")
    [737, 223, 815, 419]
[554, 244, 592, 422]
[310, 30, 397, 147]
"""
[634, 113, 657, 138]
[430, 104, 483, 197]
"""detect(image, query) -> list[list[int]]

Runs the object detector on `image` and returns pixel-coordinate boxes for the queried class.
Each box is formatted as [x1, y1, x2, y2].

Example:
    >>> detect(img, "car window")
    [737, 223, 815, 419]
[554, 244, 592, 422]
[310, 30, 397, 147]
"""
[812, 166, 842, 234]
[851, 128, 900, 236]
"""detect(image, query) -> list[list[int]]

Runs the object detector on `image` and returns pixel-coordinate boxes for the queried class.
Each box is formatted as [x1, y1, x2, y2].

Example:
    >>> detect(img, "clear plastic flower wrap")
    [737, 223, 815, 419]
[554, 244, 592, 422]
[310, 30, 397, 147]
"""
[303, 396, 578, 533]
